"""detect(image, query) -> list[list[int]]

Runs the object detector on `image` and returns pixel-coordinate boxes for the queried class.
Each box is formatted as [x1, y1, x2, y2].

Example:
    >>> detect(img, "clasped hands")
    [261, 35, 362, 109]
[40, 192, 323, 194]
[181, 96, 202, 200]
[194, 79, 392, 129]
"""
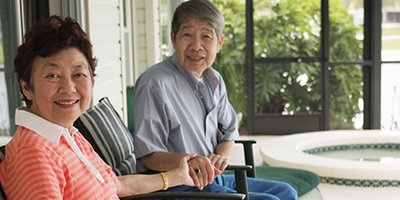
[187, 154, 230, 190]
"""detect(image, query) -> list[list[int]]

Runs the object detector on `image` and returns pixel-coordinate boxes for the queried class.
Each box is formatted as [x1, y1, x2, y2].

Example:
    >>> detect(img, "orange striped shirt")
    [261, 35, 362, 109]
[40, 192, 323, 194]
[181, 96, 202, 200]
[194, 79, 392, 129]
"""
[0, 109, 118, 200]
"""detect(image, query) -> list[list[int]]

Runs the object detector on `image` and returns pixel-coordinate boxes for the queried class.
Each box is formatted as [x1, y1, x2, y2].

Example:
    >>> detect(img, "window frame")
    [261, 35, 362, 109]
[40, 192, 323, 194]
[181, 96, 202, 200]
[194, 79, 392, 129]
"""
[0, 0, 23, 135]
[245, 0, 382, 134]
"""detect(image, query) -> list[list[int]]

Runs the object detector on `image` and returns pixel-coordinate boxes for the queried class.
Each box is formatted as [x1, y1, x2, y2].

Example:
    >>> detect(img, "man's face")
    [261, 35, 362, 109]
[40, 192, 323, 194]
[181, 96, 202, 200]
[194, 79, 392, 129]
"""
[172, 17, 224, 78]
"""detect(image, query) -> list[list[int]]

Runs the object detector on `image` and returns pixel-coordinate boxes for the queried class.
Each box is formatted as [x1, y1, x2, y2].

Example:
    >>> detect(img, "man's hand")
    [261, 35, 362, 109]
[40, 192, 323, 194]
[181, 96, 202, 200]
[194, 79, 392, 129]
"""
[176, 154, 197, 187]
[207, 153, 230, 173]
[187, 156, 221, 190]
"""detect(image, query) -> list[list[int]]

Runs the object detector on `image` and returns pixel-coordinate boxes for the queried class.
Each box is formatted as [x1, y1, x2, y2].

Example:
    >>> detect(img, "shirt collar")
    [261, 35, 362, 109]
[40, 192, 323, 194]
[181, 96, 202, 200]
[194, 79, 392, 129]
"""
[15, 107, 78, 146]
[171, 52, 219, 93]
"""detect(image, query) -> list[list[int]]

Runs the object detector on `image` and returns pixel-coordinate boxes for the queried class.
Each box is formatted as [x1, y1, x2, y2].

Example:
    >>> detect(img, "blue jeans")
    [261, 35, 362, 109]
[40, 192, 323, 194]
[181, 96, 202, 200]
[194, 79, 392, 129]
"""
[166, 174, 298, 200]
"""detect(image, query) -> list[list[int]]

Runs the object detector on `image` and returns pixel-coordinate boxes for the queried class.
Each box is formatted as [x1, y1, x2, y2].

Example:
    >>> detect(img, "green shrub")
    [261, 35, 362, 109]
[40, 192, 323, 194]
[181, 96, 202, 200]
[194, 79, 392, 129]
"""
[213, 0, 363, 131]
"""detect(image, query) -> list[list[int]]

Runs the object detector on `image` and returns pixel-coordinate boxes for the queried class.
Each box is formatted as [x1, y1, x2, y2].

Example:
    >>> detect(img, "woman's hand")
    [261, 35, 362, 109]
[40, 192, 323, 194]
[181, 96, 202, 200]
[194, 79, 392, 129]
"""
[116, 154, 197, 197]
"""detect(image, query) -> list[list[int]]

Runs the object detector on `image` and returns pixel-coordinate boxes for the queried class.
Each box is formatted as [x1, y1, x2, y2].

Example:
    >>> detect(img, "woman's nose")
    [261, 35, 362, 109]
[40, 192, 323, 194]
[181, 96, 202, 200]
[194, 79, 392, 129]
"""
[59, 77, 76, 93]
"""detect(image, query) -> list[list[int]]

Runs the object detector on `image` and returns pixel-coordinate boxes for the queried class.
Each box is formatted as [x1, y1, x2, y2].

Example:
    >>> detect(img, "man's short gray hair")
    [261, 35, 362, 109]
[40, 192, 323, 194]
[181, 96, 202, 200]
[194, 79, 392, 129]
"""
[172, 0, 225, 40]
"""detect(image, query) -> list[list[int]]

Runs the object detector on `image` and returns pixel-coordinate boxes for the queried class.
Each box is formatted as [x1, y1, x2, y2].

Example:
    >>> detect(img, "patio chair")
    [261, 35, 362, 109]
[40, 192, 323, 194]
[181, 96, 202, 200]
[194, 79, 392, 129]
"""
[127, 85, 322, 198]
[126, 86, 322, 198]
[229, 140, 323, 199]
[73, 97, 250, 200]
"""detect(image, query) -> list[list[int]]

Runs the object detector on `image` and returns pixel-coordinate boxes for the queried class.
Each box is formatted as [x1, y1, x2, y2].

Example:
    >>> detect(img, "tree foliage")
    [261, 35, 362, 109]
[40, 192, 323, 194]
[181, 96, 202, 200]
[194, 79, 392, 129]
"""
[213, 0, 363, 130]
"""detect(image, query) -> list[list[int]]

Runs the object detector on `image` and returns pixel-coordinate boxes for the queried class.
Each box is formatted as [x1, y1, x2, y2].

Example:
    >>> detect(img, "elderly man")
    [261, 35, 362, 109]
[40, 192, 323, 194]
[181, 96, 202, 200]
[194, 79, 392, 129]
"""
[133, 0, 297, 199]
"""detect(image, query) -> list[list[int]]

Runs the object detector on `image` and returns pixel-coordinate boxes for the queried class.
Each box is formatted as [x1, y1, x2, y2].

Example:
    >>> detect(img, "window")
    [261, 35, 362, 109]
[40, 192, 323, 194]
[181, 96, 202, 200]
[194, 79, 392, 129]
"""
[160, 0, 183, 59]
[213, 0, 381, 134]
[386, 12, 400, 23]
[0, 18, 10, 136]
[328, 0, 364, 130]
[0, 0, 50, 136]
[381, 0, 400, 130]
[0, 0, 22, 136]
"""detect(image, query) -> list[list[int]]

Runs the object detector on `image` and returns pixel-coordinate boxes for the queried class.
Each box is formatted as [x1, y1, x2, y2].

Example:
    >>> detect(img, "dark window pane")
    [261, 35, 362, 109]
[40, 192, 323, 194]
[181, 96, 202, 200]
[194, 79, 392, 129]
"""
[0, 19, 10, 135]
[253, 0, 321, 58]
[329, 65, 363, 130]
[381, 0, 400, 130]
[382, 0, 400, 62]
[329, 0, 363, 62]
[213, 0, 247, 122]
[381, 63, 400, 130]
[254, 62, 321, 115]
[0, 68, 9, 136]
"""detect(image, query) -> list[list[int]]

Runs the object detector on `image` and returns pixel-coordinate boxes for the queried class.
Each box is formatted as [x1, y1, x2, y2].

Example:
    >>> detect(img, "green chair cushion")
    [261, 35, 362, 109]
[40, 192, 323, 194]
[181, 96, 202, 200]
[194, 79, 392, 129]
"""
[223, 166, 320, 196]
[255, 166, 320, 196]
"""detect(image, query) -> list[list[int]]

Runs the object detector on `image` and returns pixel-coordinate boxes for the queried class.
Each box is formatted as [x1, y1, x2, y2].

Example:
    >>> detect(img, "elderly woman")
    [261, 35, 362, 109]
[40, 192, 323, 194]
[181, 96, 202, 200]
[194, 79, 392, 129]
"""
[0, 16, 194, 199]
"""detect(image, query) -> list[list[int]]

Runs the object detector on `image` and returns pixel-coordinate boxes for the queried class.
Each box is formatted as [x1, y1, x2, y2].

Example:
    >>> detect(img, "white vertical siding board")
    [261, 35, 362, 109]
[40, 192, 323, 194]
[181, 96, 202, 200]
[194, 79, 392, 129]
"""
[90, 0, 119, 6]
[87, 0, 127, 122]
[132, 0, 162, 81]
[118, 0, 128, 122]
[145, 0, 161, 66]
[90, 29, 121, 45]
[132, 0, 145, 81]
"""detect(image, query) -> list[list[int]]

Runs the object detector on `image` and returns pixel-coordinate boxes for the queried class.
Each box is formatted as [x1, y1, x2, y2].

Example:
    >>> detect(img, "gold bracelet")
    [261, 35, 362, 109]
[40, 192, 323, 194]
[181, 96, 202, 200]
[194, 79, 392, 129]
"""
[160, 172, 168, 190]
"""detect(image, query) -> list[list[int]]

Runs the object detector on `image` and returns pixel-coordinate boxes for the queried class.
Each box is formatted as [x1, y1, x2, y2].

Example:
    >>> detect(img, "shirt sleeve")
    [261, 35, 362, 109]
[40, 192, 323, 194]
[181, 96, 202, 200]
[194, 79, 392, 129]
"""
[133, 80, 173, 159]
[216, 75, 239, 141]
[4, 146, 65, 199]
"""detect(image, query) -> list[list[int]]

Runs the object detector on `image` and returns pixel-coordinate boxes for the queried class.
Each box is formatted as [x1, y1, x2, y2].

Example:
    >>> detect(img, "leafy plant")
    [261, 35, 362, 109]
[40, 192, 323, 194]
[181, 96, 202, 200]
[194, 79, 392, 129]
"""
[213, 0, 363, 131]
[213, 0, 247, 120]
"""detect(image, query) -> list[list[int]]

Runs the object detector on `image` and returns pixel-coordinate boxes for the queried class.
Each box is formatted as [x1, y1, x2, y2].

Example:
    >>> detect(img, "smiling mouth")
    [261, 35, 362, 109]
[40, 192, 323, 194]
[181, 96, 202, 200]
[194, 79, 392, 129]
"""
[55, 100, 79, 105]
[188, 55, 204, 60]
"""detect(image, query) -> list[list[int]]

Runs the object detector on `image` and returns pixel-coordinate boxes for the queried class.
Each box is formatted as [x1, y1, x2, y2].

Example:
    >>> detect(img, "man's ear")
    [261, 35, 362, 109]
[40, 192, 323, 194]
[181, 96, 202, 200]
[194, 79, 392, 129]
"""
[171, 31, 177, 50]
[217, 35, 224, 53]
[20, 79, 33, 101]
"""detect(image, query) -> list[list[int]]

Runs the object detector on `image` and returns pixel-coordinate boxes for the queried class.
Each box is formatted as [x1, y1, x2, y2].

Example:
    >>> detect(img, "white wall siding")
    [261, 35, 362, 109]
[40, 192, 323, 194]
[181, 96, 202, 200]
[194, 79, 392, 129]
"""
[47, 0, 165, 123]
[132, 0, 162, 81]
[86, 0, 127, 121]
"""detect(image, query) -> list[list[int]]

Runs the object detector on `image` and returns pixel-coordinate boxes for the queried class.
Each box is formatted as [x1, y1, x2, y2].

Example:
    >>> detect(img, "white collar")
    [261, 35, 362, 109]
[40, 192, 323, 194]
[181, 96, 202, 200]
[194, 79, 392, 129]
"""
[15, 107, 78, 146]
[14, 107, 105, 183]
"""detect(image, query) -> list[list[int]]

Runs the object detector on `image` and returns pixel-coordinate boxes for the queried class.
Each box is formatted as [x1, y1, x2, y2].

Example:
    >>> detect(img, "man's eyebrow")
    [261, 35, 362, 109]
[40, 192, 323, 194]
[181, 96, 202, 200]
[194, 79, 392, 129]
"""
[201, 27, 214, 33]
[180, 25, 194, 30]
[41, 62, 59, 70]
[180, 25, 214, 33]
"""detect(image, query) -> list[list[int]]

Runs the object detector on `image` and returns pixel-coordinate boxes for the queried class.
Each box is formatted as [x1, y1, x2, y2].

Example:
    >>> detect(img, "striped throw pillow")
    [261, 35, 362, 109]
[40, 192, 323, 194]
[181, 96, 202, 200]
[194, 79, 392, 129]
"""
[74, 97, 136, 176]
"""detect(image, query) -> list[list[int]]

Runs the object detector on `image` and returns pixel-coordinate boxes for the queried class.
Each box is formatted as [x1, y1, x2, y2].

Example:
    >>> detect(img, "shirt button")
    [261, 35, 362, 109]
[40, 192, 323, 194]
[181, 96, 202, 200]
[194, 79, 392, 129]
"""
[206, 138, 211, 142]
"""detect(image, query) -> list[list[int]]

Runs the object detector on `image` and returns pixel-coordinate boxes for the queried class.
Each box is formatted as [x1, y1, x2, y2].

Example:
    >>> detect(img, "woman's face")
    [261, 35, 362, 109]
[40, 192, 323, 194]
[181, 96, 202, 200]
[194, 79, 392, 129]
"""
[21, 47, 93, 130]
